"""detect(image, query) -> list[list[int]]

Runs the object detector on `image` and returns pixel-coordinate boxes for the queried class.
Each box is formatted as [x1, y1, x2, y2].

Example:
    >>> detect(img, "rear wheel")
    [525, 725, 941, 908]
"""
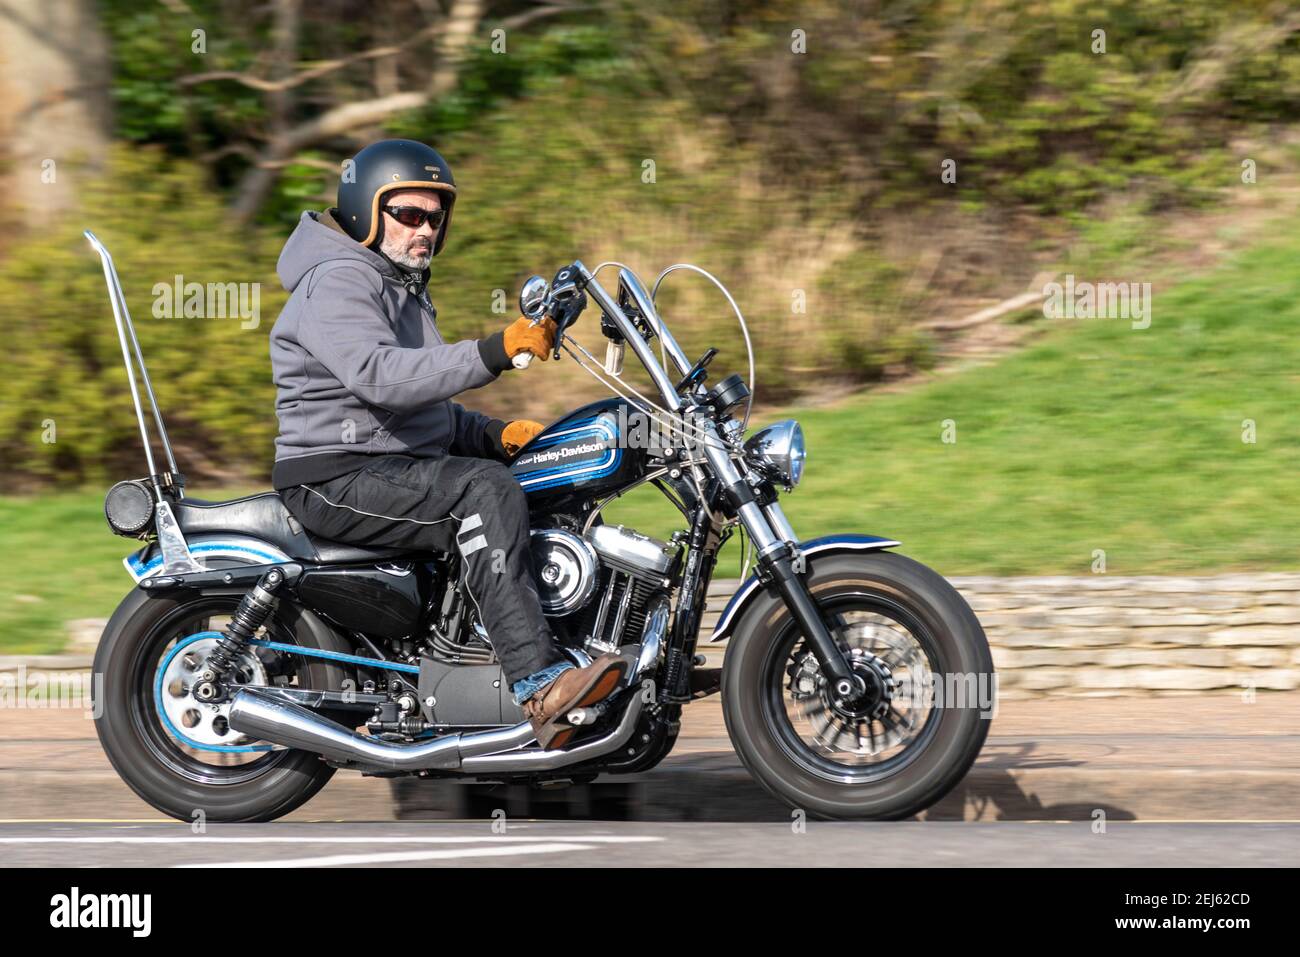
[721, 551, 994, 820]
[94, 582, 354, 823]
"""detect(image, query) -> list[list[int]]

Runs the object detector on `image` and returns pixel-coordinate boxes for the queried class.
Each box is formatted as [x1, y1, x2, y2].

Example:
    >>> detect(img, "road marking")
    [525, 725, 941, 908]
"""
[0, 819, 172, 824]
[179, 842, 595, 868]
[0, 835, 661, 843]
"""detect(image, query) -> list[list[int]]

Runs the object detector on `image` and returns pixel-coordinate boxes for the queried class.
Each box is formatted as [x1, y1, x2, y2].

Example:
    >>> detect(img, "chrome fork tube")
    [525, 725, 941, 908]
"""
[763, 501, 799, 546]
[577, 263, 683, 412]
[695, 420, 783, 554]
[699, 421, 856, 692]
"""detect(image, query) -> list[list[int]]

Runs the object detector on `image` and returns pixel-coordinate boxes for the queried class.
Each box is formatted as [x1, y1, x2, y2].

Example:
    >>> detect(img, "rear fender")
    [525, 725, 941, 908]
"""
[124, 534, 292, 583]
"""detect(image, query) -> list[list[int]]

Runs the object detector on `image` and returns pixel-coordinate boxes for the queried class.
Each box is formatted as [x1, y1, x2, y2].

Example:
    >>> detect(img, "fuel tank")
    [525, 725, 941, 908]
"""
[511, 398, 646, 508]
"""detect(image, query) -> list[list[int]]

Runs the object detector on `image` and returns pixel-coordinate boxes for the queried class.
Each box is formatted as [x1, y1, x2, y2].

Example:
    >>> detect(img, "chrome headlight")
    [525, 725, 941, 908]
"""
[743, 419, 806, 489]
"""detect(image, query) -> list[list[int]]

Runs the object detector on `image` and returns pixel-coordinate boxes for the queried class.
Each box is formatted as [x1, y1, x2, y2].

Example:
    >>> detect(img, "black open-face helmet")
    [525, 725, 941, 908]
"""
[337, 139, 457, 255]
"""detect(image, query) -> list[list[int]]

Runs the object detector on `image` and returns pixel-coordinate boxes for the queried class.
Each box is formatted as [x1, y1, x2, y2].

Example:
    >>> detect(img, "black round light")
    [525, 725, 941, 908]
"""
[706, 373, 750, 417]
[105, 480, 155, 537]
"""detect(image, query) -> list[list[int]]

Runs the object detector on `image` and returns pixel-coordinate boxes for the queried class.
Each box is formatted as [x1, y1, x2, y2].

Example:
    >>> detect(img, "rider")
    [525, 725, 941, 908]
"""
[269, 138, 627, 749]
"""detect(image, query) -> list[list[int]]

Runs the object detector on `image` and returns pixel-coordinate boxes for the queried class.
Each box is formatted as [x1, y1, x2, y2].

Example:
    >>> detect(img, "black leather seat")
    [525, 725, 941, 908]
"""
[174, 492, 413, 564]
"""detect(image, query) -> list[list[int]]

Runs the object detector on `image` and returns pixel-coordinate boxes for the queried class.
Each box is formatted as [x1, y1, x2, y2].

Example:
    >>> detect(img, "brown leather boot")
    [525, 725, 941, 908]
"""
[521, 654, 629, 751]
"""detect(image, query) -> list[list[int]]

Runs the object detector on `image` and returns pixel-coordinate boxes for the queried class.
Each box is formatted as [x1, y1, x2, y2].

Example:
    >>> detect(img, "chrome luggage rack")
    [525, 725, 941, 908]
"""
[85, 230, 205, 575]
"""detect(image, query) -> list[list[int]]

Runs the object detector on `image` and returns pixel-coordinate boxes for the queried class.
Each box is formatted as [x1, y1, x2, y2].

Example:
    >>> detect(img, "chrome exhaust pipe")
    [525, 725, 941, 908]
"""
[227, 689, 531, 772]
[227, 685, 644, 774]
[462, 690, 643, 773]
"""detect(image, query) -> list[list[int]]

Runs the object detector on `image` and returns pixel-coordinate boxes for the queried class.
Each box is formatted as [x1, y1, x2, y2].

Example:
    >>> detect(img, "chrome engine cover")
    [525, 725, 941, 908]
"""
[531, 524, 676, 668]
[587, 523, 673, 578]
[529, 529, 600, 616]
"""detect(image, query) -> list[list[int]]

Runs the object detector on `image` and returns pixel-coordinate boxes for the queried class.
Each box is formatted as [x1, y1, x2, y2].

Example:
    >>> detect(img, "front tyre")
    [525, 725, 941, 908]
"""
[721, 551, 994, 820]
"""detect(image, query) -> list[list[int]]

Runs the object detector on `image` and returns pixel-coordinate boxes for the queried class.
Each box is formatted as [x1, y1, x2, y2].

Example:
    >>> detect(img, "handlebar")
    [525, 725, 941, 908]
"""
[520, 259, 708, 415]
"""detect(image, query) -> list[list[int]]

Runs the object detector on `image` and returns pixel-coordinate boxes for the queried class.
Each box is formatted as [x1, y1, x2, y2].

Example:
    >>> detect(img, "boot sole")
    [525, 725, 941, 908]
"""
[534, 660, 628, 751]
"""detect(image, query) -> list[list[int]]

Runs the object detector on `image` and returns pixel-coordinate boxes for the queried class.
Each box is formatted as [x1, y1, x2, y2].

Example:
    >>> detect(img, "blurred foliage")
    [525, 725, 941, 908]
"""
[633, 0, 1300, 214]
[4, 0, 1298, 485]
[0, 148, 285, 486]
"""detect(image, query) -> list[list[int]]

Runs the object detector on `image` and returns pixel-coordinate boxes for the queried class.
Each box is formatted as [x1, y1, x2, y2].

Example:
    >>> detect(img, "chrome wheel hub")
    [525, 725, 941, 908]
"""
[784, 615, 932, 761]
[159, 635, 268, 748]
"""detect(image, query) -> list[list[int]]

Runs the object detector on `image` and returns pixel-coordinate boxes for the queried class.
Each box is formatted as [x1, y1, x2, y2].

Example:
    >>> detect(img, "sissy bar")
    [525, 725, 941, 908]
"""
[85, 230, 204, 575]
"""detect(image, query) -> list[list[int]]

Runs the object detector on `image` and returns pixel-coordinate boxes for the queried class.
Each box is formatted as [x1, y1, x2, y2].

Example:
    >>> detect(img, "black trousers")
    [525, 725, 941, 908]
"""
[279, 454, 565, 686]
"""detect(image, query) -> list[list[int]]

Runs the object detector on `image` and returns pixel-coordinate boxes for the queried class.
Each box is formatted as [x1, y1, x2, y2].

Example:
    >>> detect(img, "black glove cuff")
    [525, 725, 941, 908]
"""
[478, 331, 512, 375]
[485, 419, 510, 460]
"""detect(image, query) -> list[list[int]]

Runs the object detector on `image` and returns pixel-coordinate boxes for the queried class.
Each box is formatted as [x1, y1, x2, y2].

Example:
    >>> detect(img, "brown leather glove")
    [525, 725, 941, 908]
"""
[502, 419, 545, 456]
[502, 316, 557, 362]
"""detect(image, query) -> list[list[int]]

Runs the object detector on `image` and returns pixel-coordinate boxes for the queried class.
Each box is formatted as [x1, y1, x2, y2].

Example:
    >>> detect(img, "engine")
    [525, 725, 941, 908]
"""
[529, 524, 677, 663]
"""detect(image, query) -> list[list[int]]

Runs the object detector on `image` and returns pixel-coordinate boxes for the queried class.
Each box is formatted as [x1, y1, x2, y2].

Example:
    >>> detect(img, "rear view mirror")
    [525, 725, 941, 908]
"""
[519, 275, 548, 319]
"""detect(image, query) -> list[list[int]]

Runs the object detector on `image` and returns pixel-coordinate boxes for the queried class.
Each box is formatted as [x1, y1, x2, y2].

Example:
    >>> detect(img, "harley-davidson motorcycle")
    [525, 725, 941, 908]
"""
[86, 230, 993, 823]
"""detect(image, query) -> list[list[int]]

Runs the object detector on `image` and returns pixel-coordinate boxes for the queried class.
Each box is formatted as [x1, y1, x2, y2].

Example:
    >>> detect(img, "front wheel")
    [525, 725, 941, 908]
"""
[721, 551, 994, 820]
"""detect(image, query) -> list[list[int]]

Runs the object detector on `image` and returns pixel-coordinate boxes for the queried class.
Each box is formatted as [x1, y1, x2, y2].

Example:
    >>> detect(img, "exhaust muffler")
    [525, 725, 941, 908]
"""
[227, 685, 644, 774]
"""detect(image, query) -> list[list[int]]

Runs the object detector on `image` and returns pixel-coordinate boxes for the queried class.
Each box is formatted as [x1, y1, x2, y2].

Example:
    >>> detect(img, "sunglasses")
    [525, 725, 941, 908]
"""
[382, 205, 447, 230]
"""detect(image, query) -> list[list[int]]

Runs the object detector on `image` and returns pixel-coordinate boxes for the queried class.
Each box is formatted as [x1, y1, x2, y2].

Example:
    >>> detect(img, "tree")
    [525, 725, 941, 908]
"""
[175, 0, 585, 220]
[0, 0, 112, 218]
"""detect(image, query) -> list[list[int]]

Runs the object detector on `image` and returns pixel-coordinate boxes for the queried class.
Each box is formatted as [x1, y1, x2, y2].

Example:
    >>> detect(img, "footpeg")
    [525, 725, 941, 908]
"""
[565, 702, 608, 726]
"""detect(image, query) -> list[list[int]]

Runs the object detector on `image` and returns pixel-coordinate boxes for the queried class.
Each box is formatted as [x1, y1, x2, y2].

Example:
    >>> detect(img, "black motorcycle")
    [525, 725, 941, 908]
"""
[87, 232, 994, 822]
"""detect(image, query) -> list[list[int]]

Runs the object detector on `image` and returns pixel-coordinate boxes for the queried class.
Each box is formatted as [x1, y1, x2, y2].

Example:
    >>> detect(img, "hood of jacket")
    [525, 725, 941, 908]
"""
[278, 209, 429, 295]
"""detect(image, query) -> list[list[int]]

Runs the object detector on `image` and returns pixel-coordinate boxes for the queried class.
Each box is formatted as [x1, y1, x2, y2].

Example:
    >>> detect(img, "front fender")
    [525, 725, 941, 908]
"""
[707, 534, 900, 643]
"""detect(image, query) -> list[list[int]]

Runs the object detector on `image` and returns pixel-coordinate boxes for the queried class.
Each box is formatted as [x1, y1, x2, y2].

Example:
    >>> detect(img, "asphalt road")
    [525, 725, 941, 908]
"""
[1, 820, 1296, 867]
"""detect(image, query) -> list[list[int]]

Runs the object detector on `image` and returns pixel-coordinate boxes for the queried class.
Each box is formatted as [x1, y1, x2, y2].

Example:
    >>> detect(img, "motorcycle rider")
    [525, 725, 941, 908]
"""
[269, 139, 628, 749]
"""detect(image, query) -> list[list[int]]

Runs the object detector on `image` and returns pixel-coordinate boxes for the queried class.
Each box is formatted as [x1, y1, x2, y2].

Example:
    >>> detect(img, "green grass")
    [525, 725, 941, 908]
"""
[0, 489, 259, 655]
[4, 225, 1299, 653]
[605, 225, 1300, 576]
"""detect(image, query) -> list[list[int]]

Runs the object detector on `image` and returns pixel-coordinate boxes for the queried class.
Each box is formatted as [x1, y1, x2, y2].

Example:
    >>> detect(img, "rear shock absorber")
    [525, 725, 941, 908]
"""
[200, 567, 285, 683]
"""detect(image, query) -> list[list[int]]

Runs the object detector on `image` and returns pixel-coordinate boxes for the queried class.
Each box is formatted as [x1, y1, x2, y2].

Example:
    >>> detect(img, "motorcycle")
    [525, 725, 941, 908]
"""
[86, 231, 994, 822]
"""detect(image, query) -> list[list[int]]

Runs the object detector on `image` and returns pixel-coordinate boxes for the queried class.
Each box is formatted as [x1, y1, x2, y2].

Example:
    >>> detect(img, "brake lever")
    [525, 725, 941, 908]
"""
[515, 264, 587, 367]
[547, 286, 587, 360]
[512, 294, 582, 368]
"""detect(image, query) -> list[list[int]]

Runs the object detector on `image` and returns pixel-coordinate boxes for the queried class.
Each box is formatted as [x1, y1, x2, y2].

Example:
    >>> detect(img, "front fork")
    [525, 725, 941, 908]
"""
[756, 541, 862, 698]
[712, 455, 863, 699]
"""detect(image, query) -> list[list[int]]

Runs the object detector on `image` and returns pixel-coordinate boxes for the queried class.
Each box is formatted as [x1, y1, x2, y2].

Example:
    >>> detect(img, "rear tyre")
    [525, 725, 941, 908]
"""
[721, 551, 994, 820]
[94, 584, 353, 823]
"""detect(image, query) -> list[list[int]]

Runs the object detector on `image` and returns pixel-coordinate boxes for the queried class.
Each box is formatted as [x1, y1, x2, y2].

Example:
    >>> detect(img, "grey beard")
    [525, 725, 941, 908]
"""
[380, 237, 432, 270]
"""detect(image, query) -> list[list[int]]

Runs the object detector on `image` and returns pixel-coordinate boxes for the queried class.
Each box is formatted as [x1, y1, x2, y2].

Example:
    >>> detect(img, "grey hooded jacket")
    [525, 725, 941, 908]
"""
[269, 210, 513, 488]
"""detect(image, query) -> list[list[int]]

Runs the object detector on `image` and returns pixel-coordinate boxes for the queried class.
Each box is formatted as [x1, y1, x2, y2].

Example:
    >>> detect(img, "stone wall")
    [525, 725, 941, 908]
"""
[11, 574, 1300, 699]
[702, 573, 1300, 697]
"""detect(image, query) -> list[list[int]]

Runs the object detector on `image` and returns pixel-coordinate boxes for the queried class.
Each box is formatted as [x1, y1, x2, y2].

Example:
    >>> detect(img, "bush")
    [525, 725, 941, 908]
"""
[0, 148, 286, 487]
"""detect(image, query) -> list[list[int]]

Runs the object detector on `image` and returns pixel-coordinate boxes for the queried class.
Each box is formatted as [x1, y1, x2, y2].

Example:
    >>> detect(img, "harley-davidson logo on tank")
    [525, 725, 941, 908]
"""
[511, 414, 622, 491]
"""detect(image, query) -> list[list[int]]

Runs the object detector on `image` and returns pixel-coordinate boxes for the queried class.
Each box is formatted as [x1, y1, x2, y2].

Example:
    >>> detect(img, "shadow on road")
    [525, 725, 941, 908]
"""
[391, 742, 1138, 823]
